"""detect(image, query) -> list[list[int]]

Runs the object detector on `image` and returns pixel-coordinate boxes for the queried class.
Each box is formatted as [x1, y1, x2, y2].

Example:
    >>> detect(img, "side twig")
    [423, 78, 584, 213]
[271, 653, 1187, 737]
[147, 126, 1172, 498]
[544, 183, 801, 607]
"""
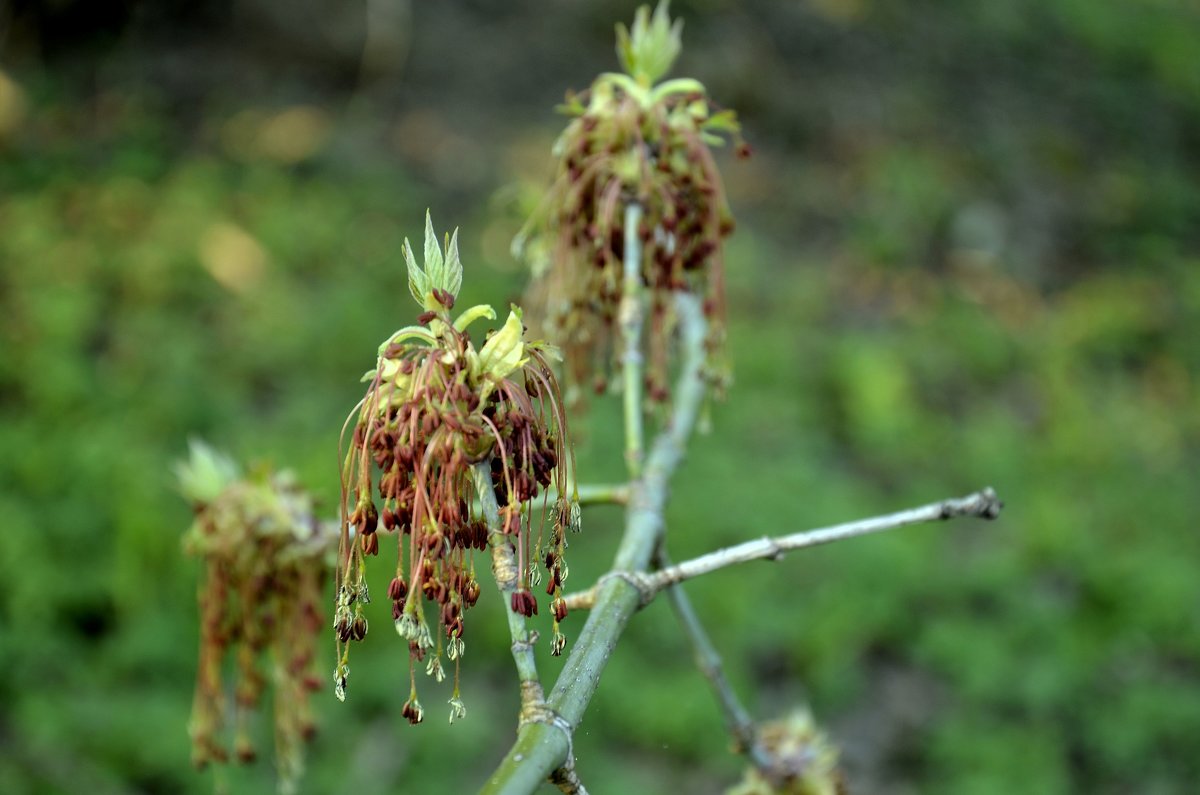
[561, 488, 1003, 609]
[655, 544, 772, 772]
[559, 482, 631, 507]
[471, 461, 544, 709]
[650, 488, 1002, 592]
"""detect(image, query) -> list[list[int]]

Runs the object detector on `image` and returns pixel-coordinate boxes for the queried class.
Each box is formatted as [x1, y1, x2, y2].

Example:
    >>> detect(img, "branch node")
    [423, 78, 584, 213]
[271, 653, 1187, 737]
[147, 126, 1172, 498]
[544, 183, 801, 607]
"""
[765, 539, 785, 561]
[518, 679, 547, 713]
[978, 486, 1003, 519]
[519, 699, 580, 792]
[512, 630, 540, 654]
[549, 762, 589, 795]
[596, 569, 656, 607]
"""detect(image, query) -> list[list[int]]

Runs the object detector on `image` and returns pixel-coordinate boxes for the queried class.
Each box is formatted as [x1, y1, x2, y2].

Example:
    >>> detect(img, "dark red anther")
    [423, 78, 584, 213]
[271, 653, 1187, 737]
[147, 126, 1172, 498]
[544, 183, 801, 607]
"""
[464, 579, 481, 607]
[235, 742, 257, 765]
[511, 590, 538, 618]
[447, 617, 464, 638]
[402, 700, 423, 725]
[351, 615, 368, 642]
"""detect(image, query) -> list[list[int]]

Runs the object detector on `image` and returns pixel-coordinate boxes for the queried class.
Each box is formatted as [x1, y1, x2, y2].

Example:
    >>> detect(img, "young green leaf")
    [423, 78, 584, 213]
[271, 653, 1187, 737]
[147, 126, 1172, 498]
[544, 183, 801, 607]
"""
[478, 307, 528, 382]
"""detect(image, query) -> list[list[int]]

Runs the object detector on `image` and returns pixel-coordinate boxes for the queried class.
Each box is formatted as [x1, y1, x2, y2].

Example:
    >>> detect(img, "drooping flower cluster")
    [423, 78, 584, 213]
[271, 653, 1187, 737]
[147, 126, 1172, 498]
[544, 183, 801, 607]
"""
[335, 213, 578, 723]
[515, 0, 746, 403]
[726, 711, 845, 795]
[178, 441, 327, 795]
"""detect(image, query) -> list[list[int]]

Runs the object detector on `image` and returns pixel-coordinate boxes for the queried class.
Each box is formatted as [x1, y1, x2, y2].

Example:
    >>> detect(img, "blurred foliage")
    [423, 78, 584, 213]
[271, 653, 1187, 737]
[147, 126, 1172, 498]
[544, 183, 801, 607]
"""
[1, 1, 1198, 794]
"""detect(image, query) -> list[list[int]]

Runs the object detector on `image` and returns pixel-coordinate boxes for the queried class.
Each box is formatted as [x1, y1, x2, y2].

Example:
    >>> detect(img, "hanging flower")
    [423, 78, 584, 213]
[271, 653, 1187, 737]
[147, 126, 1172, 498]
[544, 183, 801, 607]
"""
[726, 711, 845, 795]
[514, 0, 747, 405]
[335, 212, 578, 721]
[178, 440, 328, 795]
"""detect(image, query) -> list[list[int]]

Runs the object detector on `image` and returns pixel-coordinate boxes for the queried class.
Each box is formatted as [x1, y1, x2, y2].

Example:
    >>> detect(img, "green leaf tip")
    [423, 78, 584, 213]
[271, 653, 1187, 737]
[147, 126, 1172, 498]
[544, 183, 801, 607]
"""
[616, 0, 683, 86]
[404, 210, 463, 310]
[175, 438, 240, 505]
[477, 306, 528, 382]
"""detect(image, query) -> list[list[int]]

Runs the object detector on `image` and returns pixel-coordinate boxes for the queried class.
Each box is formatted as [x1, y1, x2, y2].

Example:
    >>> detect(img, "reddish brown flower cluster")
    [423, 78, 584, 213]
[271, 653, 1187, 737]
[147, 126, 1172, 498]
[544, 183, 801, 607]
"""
[180, 445, 326, 793]
[727, 711, 845, 795]
[335, 280, 577, 722]
[516, 21, 745, 404]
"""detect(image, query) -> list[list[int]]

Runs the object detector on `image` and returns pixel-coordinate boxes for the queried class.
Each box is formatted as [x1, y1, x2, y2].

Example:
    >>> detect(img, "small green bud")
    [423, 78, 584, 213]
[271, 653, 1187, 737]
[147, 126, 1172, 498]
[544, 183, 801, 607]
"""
[402, 694, 424, 725]
[477, 307, 528, 382]
[175, 438, 239, 505]
[615, 1, 683, 85]
[404, 210, 463, 311]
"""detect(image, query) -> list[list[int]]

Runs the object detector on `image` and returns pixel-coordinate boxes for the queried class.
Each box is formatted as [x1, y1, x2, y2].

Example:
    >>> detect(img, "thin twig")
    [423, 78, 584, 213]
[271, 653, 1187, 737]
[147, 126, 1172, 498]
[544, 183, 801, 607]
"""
[464, 483, 631, 526]
[558, 589, 596, 613]
[561, 482, 631, 507]
[471, 461, 543, 701]
[655, 545, 773, 772]
[649, 488, 1002, 592]
[559, 488, 1003, 608]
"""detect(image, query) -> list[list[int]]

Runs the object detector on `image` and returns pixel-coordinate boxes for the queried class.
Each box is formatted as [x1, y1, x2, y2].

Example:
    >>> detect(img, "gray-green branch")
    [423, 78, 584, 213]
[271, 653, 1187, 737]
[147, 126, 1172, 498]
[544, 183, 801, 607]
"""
[479, 292, 709, 795]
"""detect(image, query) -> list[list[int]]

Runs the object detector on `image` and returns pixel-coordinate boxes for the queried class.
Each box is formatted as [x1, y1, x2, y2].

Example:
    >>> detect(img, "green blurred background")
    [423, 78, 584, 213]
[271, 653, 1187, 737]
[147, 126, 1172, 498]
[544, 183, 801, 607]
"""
[1, 1, 1198, 793]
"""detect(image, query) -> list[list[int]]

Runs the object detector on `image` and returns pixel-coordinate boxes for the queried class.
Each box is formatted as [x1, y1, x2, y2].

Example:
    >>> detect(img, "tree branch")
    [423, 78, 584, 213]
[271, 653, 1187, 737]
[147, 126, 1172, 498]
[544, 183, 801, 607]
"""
[655, 545, 772, 771]
[649, 488, 1002, 592]
[559, 482, 630, 507]
[479, 291, 710, 795]
[560, 488, 1003, 609]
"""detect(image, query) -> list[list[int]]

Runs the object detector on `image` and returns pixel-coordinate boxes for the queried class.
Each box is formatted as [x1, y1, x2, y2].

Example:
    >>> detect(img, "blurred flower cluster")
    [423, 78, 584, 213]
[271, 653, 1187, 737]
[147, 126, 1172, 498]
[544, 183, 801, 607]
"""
[336, 213, 578, 723]
[515, 0, 747, 403]
[177, 441, 327, 793]
[727, 711, 845, 795]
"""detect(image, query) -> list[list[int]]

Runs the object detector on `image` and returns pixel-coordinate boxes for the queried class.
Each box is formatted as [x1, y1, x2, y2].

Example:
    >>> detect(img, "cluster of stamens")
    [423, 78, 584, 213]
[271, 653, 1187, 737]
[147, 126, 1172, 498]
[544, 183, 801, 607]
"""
[335, 226, 578, 723]
[180, 446, 326, 794]
[517, 1, 745, 403]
